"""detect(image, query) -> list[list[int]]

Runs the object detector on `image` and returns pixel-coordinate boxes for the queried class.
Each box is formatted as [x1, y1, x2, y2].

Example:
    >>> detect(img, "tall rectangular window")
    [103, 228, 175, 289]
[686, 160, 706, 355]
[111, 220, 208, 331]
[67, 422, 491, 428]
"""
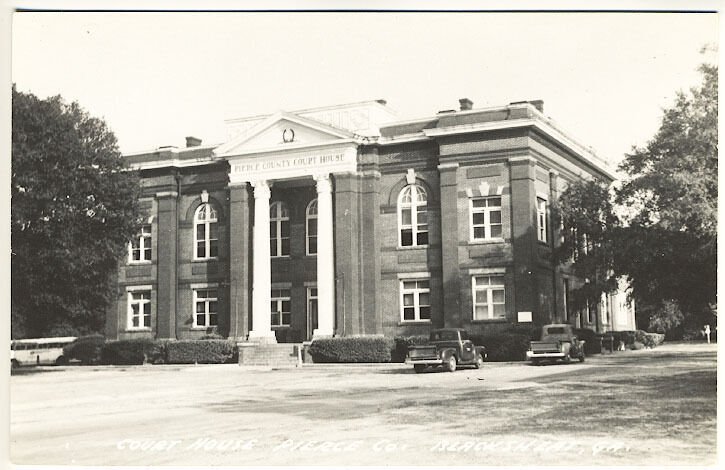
[128, 290, 151, 329]
[271, 289, 291, 326]
[400, 280, 431, 321]
[470, 197, 502, 240]
[129, 224, 152, 262]
[270, 202, 290, 257]
[193, 289, 218, 328]
[537, 197, 548, 243]
[472, 275, 506, 320]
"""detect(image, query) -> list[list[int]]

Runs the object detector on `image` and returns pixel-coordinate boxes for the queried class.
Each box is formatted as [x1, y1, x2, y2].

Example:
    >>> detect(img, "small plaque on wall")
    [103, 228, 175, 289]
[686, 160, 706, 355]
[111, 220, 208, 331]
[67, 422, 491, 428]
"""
[517, 311, 532, 323]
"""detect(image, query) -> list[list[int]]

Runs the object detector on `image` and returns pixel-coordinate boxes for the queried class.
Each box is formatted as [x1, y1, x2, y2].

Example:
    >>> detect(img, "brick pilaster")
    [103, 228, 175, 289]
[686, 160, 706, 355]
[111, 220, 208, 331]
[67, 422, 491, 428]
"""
[228, 183, 251, 340]
[438, 162, 460, 327]
[156, 190, 178, 339]
[509, 156, 538, 324]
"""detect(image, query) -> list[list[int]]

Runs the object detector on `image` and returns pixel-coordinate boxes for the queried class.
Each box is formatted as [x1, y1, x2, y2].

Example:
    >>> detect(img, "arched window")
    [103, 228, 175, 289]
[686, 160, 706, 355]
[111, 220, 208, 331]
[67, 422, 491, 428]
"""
[398, 184, 428, 247]
[270, 201, 290, 257]
[306, 199, 318, 255]
[194, 203, 218, 259]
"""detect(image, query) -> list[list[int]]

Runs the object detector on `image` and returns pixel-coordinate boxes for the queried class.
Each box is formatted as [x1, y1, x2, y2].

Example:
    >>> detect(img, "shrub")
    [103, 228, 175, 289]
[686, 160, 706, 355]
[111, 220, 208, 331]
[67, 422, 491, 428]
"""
[630, 341, 645, 350]
[309, 336, 394, 363]
[471, 332, 531, 362]
[639, 332, 665, 348]
[391, 335, 429, 363]
[166, 340, 237, 364]
[63, 334, 105, 364]
[101, 338, 157, 365]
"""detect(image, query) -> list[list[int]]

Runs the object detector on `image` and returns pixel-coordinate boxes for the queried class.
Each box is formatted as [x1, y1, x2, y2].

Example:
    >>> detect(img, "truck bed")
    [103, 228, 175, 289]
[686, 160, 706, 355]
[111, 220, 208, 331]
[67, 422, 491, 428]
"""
[528, 341, 562, 354]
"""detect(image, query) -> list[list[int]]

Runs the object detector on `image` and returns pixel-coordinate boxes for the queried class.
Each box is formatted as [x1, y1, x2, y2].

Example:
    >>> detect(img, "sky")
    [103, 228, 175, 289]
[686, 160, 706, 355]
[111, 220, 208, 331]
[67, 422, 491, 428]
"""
[10, 11, 719, 169]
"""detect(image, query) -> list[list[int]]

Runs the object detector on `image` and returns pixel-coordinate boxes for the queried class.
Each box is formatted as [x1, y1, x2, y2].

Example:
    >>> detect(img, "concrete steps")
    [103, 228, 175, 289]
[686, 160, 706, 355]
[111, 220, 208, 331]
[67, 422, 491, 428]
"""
[238, 343, 302, 367]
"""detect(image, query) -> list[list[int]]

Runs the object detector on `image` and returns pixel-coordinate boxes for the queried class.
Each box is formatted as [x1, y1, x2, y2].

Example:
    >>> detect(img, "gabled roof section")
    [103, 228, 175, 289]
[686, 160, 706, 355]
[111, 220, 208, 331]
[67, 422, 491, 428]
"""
[215, 111, 356, 157]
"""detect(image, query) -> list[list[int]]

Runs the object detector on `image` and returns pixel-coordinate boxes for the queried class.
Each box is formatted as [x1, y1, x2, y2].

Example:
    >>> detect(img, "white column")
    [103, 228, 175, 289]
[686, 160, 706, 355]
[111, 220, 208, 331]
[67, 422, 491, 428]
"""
[313, 174, 335, 338]
[248, 180, 276, 343]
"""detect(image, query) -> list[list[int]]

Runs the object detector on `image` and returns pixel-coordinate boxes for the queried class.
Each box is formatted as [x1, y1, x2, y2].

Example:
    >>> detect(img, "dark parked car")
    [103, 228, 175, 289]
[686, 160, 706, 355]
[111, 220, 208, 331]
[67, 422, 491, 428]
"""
[526, 323, 585, 365]
[406, 328, 486, 373]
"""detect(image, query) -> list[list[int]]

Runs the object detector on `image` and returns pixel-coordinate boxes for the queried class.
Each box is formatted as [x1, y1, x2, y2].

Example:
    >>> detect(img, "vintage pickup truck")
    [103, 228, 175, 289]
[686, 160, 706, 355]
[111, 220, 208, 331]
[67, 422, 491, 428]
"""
[526, 323, 585, 365]
[406, 328, 486, 373]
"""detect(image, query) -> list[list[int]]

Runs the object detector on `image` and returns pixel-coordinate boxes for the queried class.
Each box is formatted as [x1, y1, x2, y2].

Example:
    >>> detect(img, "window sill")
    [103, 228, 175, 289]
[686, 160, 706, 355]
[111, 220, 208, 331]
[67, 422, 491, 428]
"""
[271, 325, 291, 329]
[190, 326, 217, 330]
[398, 320, 432, 326]
[124, 328, 152, 332]
[192, 258, 218, 263]
[468, 238, 506, 245]
[271, 255, 291, 259]
[127, 260, 153, 265]
[397, 245, 429, 251]
[471, 318, 508, 323]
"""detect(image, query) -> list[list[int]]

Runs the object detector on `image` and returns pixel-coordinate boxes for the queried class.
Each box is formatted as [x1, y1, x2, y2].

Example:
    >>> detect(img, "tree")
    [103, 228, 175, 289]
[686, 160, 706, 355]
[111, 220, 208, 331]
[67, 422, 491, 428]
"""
[617, 61, 717, 331]
[553, 178, 620, 312]
[12, 86, 141, 338]
[555, 60, 717, 335]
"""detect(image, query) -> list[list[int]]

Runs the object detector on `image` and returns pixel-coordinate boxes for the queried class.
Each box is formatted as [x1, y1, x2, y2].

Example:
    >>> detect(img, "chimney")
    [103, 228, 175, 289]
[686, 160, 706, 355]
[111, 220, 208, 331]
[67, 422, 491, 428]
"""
[459, 98, 473, 111]
[376, 99, 387, 106]
[185, 136, 202, 148]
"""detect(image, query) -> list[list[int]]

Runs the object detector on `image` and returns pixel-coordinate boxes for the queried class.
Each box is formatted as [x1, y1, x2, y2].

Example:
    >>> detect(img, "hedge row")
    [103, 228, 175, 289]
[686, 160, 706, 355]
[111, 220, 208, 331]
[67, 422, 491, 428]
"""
[101, 338, 168, 365]
[64, 337, 238, 365]
[166, 340, 237, 364]
[308, 336, 394, 363]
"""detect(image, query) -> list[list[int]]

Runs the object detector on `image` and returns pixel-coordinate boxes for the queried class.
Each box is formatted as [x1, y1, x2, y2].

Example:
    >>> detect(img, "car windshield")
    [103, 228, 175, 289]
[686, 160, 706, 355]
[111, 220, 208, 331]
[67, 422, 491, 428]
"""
[430, 331, 459, 341]
[546, 327, 566, 335]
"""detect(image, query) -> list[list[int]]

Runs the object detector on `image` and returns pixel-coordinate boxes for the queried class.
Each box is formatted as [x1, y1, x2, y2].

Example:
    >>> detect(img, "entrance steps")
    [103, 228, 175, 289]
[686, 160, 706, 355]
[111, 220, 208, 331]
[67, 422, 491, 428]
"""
[238, 342, 302, 367]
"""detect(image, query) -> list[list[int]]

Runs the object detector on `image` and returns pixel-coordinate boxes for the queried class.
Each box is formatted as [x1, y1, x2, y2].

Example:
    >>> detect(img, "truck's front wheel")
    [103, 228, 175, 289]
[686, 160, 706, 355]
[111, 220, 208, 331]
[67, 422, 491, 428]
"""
[474, 354, 484, 369]
[445, 355, 457, 372]
[414, 364, 426, 373]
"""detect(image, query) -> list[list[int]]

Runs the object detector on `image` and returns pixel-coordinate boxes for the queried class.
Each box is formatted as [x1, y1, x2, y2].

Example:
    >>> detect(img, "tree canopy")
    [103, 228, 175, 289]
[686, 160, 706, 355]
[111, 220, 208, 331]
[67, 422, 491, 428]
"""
[555, 61, 717, 336]
[12, 86, 141, 338]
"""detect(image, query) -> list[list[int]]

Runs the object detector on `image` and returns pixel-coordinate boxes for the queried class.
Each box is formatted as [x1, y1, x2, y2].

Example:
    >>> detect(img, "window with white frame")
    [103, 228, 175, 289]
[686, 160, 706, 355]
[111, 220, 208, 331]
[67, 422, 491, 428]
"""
[400, 279, 431, 321]
[470, 197, 502, 240]
[472, 275, 506, 320]
[537, 197, 548, 243]
[129, 224, 152, 262]
[194, 203, 219, 259]
[127, 290, 151, 329]
[398, 184, 428, 247]
[271, 289, 291, 326]
[306, 199, 318, 255]
[193, 288, 218, 328]
[270, 202, 290, 257]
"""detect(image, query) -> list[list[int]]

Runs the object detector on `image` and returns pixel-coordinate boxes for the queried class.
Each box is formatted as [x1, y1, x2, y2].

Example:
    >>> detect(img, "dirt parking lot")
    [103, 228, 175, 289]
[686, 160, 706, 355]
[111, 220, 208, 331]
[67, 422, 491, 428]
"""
[10, 342, 717, 466]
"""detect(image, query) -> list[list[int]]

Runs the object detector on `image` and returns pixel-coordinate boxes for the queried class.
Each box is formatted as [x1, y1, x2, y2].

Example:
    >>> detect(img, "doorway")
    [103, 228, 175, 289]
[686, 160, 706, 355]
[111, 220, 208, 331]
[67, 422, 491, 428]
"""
[307, 287, 318, 340]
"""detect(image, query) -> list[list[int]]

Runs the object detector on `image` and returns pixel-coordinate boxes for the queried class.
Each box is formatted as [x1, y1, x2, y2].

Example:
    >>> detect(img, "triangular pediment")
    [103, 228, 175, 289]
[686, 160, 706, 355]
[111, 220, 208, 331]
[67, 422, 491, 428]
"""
[215, 111, 355, 156]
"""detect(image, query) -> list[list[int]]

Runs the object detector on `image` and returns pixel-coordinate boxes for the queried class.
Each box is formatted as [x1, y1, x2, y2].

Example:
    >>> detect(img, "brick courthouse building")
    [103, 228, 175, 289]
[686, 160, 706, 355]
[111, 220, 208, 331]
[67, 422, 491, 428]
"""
[106, 98, 635, 347]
